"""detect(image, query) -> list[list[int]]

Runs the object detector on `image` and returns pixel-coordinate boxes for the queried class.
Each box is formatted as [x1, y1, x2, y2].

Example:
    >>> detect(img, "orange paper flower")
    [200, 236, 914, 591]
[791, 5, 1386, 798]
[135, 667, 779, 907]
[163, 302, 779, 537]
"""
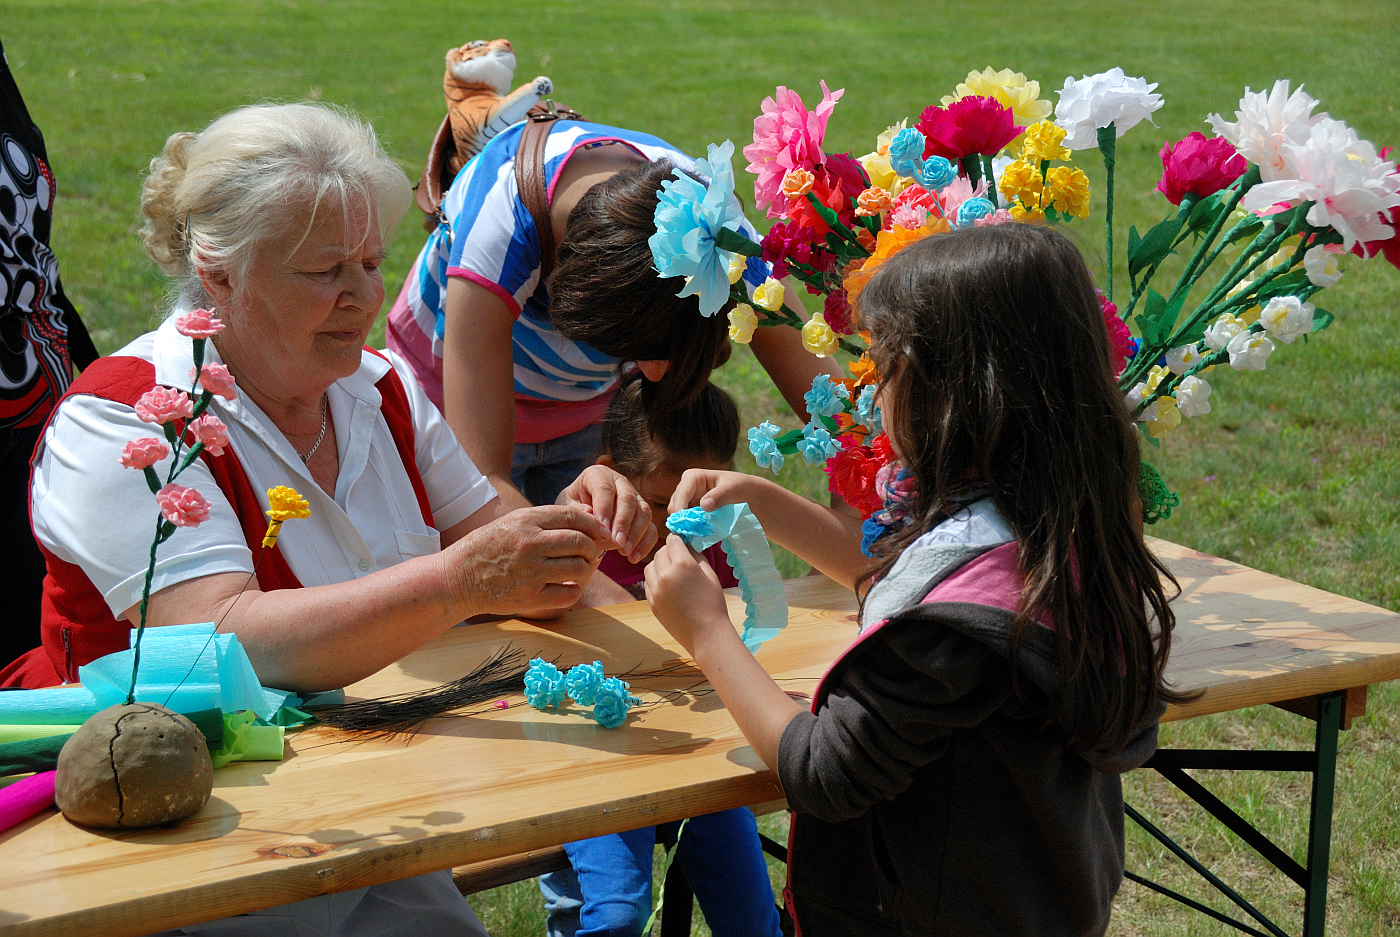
[781, 169, 816, 198]
[843, 218, 950, 304]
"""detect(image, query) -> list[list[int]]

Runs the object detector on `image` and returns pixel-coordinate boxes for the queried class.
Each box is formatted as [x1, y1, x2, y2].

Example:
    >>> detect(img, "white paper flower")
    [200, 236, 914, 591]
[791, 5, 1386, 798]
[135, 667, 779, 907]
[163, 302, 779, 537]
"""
[1239, 118, 1400, 251]
[1203, 313, 1246, 351]
[1226, 330, 1276, 370]
[1053, 68, 1164, 150]
[1303, 244, 1344, 288]
[1125, 382, 1149, 409]
[1175, 376, 1213, 417]
[1258, 295, 1315, 344]
[1207, 80, 1327, 182]
[1165, 344, 1204, 375]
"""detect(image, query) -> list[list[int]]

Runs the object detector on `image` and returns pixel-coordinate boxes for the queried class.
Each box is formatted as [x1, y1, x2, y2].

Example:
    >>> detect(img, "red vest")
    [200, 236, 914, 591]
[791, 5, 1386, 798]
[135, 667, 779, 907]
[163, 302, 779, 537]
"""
[1, 350, 433, 688]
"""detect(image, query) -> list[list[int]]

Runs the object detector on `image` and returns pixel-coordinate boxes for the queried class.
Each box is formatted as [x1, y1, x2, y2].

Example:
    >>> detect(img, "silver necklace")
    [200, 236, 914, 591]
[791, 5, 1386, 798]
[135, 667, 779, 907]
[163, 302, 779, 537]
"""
[298, 396, 329, 465]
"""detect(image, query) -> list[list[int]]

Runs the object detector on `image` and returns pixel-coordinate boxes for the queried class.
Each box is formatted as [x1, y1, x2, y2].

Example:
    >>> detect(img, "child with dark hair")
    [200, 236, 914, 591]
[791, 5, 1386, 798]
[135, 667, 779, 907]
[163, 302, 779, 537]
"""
[542, 372, 782, 937]
[648, 223, 1194, 936]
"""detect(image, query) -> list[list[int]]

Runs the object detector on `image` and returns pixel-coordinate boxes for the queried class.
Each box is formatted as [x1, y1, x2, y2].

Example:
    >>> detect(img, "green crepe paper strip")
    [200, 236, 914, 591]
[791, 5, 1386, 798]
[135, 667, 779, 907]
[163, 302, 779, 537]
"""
[0, 734, 72, 777]
[666, 503, 788, 652]
[210, 710, 285, 769]
[0, 725, 81, 744]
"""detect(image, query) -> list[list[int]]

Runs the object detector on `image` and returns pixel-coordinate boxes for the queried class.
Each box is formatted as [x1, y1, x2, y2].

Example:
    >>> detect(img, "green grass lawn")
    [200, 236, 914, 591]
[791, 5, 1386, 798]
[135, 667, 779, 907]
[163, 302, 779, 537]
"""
[4, 0, 1397, 933]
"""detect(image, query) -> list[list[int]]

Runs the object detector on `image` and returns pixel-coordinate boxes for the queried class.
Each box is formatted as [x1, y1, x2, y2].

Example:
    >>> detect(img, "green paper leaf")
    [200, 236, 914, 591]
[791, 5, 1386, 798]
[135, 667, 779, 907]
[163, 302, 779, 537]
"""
[1311, 309, 1335, 332]
[713, 226, 762, 257]
[1127, 224, 1142, 260]
[1185, 193, 1224, 235]
[1134, 288, 1183, 348]
[1128, 214, 1185, 281]
[819, 414, 840, 434]
[774, 429, 803, 454]
[1227, 218, 1265, 245]
[1251, 269, 1310, 302]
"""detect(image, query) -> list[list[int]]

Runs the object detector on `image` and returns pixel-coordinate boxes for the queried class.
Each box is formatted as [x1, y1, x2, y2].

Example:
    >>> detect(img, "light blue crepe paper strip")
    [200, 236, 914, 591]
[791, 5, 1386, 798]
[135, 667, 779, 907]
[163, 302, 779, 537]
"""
[0, 686, 100, 725]
[79, 622, 291, 720]
[666, 503, 789, 652]
[591, 677, 640, 729]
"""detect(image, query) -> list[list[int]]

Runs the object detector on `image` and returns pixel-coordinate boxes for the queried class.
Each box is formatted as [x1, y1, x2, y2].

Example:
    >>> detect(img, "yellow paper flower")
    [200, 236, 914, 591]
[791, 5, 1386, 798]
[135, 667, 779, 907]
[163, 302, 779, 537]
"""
[942, 68, 1052, 146]
[858, 151, 901, 193]
[1142, 396, 1182, 439]
[1046, 166, 1091, 219]
[263, 485, 310, 549]
[1018, 121, 1071, 163]
[1008, 203, 1046, 223]
[726, 252, 748, 285]
[1145, 364, 1171, 394]
[728, 303, 758, 344]
[875, 119, 910, 155]
[801, 313, 841, 358]
[998, 159, 1043, 206]
[752, 277, 785, 312]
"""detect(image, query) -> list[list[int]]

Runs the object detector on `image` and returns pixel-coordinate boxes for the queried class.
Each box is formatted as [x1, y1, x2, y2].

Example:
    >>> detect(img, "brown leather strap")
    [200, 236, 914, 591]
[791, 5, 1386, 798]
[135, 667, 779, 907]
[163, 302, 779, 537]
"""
[513, 102, 583, 281]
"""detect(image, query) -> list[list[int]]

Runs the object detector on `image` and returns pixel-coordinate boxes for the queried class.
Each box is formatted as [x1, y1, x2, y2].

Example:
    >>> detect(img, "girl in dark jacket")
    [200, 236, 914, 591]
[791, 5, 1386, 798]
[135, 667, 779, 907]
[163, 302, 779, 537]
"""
[645, 223, 1194, 936]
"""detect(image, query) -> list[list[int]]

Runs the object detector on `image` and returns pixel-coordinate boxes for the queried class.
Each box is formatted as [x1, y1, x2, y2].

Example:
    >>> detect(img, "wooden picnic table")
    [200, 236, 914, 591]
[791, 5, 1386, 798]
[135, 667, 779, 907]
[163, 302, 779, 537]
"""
[0, 538, 1397, 937]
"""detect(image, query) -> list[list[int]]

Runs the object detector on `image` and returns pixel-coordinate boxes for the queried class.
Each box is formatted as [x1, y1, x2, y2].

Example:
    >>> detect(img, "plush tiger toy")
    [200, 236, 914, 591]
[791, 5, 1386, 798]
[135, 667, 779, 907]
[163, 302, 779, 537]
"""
[444, 39, 553, 176]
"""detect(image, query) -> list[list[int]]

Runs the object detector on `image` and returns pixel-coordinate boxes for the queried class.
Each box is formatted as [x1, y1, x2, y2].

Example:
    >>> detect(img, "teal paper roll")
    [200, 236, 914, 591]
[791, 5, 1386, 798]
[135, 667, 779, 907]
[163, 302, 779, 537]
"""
[0, 687, 99, 725]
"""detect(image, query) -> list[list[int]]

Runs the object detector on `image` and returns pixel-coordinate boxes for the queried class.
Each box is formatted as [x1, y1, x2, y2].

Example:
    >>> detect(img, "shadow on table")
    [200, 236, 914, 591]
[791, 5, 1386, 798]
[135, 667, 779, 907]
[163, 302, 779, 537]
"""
[78, 795, 243, 845]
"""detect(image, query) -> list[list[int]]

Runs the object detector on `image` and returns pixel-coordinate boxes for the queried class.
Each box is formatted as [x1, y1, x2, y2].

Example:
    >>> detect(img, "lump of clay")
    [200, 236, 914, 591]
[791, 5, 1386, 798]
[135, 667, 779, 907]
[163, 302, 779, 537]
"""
[55, 702, 213, 829]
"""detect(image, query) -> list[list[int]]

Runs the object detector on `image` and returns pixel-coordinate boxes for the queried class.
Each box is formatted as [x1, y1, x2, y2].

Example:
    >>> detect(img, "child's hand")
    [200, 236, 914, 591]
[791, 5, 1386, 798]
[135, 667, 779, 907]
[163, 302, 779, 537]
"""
[666, 468, 756, 515]
[644, 534, 734, 658]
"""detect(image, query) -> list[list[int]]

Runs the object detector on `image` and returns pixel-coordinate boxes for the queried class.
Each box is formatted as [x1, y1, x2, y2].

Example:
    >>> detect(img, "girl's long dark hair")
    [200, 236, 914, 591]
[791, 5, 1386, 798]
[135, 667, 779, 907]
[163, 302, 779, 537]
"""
[550, 160, 731, 430]
[859, 223, 1194, 753]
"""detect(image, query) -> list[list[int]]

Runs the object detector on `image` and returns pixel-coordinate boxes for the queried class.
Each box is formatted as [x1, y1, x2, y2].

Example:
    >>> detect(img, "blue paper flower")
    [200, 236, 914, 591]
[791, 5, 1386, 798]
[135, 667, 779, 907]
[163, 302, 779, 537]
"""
[524, 658, 568, 710]
[955, 197, 997, 228]
[860, 517, 888, 557]
[888, 128, 927, 179]
[565, 660, 606, 707]
[667, 507, 715, 541]
[855, 384, 882, 434]
[747, 421, 784, 474]
[797, 421, 842, 464]
[803, 374, 850, 419]
[592, 677, 640, 729]
[918, 156, 957, 192]
[648, 140, 748, 317]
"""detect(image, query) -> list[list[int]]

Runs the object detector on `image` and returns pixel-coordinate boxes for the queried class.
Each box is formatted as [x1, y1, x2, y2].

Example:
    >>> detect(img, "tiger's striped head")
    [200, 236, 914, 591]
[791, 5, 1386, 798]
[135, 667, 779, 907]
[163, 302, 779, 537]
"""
[445, 39, 516, 95]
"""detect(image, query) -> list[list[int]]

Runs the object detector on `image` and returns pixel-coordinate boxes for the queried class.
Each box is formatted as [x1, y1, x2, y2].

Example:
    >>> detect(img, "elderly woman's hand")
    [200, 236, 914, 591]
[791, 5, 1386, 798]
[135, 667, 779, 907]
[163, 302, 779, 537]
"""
[445, 504, 615, 616]
[557, 464, 658, 564]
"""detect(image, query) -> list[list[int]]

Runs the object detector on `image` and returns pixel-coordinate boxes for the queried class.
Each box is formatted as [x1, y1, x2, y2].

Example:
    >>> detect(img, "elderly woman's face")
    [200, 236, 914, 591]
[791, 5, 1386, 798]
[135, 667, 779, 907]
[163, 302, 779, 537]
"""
[229, 197, 385, 388]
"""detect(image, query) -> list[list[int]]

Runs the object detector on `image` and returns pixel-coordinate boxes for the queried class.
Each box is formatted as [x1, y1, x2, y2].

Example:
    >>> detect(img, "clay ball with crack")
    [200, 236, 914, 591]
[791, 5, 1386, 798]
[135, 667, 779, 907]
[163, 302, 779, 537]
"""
[56, 702, 214, 829]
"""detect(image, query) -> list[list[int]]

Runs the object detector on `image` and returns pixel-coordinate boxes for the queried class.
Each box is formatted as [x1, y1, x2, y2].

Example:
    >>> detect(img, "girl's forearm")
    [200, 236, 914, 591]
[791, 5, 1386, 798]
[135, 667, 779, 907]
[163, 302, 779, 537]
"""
[690, 617, 804, 771]
[743, 478, 869, 589]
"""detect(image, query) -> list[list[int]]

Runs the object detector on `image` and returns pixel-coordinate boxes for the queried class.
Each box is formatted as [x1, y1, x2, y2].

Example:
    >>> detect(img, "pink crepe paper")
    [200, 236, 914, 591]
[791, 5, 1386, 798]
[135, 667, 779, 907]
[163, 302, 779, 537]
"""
[0, 770, 56, 834]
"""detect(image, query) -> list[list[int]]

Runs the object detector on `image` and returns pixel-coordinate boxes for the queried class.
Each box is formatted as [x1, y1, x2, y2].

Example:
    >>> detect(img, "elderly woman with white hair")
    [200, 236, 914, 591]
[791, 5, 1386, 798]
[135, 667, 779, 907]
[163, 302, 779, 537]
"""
[5, 103, 657, 935]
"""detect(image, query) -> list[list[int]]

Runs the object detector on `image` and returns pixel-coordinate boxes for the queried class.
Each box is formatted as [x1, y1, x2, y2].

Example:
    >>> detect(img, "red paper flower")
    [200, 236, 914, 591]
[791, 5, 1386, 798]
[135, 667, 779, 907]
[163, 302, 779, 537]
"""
[761, 221, 818, 279]
[156, 482, 211, 528]
[1156, 132, 1248, 206]
[1351, 204, 1400, 269]
[1099, 291, 1135, 376]
[824, 289, 854, 335]
[824, 432, 896, 518]
[916, 96, 1023, 162]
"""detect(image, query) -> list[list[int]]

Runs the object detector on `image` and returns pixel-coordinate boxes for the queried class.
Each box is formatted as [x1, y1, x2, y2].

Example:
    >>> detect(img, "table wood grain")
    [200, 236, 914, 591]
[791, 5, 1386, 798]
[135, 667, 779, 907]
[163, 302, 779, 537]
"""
[1, 540, 1397, 936]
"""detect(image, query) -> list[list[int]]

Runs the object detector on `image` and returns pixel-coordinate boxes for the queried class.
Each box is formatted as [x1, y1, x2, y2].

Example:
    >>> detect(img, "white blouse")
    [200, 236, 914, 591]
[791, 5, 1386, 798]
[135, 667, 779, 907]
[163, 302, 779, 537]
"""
[31, 315, 496, 617]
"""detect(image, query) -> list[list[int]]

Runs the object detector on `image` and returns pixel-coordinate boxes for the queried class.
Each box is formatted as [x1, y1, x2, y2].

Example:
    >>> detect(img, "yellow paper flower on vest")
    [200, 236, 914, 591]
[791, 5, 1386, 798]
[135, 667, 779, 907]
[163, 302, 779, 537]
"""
[263, 485, 311, 549]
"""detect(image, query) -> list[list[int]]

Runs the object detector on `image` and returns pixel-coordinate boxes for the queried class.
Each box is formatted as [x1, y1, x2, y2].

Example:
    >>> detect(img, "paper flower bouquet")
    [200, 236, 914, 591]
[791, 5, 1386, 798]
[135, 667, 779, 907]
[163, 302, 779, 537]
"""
[649, 68, 1400, 541]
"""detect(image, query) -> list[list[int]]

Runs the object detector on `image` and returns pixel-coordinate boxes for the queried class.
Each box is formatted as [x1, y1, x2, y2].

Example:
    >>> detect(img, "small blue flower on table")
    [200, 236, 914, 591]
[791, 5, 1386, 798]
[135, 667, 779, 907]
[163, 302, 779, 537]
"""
[524, 658, 568, 710]
[591, 677, 641, 729]
[565, 660, 606, 707]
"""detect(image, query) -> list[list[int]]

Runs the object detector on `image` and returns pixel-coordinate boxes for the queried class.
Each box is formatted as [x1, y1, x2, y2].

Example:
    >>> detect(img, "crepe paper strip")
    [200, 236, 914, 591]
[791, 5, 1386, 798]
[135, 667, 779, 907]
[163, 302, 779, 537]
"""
[523, 658, 569, 710]
[0, 734, 72, 777]
[0, 686, 101, 725]
[264, 704, 317, 729]
[564, 661, 606, 707]
[210, 710, 285, 769]
[591, 677, 640, 729]
[666, 503, 789, 652]
[80, 622, 293, 720]
[0, 770, 56, 834]
[0, 725, 81, 744]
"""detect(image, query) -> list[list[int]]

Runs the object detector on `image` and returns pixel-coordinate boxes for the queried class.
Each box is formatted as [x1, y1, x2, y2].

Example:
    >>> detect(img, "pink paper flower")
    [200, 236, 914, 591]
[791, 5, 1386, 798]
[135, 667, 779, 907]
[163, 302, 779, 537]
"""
[916, 96, 1024, 162]
[744, 81, 844, 218]
[884, 183, 938, 231]
[134, 386, 194, 425]
[1157, 132, 1248, 205]
[192, 362, 237, 400]
[823, 289, 855, 335]
[188, 414, 230, 457]
[156, 483, 211, 528]
[760, 220, 819, 279]
[119, 437, 170, 470]
[1100, 291, 1136, 376]
[173, 309, 225, 339]
[973, 208, 1016, 227]
[1351, 203, 1400, 269]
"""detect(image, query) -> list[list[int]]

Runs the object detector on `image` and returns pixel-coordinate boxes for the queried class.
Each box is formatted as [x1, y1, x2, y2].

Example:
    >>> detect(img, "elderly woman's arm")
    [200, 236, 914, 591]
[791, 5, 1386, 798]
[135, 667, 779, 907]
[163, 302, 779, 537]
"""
[123, 500, 612, 692]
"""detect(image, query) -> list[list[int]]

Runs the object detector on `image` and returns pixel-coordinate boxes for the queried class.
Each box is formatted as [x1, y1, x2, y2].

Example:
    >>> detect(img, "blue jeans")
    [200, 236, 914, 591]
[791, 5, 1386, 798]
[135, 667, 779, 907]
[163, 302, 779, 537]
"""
[511, 422, 604, 507]
[540, 807, 781, 937]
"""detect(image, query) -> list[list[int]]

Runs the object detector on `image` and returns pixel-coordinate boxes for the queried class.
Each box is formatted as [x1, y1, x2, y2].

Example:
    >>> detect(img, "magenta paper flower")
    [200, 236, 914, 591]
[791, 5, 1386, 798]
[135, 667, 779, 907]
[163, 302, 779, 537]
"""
[744, 81, 844, 218]
[156, 483, 211, 527]
[192, 363, 237, 400]
[134, 386, 194, 425]
[189, 414, 229, 457]
[1157, 132, 1248, 205]
[823, 289, 854, 335]
[761, 220, 819, 279]
[119, 437, 170, 470]
[917, 96, 1024, 162]
[1100, 292, 1135, 376]
[173, 309, 224, 339]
